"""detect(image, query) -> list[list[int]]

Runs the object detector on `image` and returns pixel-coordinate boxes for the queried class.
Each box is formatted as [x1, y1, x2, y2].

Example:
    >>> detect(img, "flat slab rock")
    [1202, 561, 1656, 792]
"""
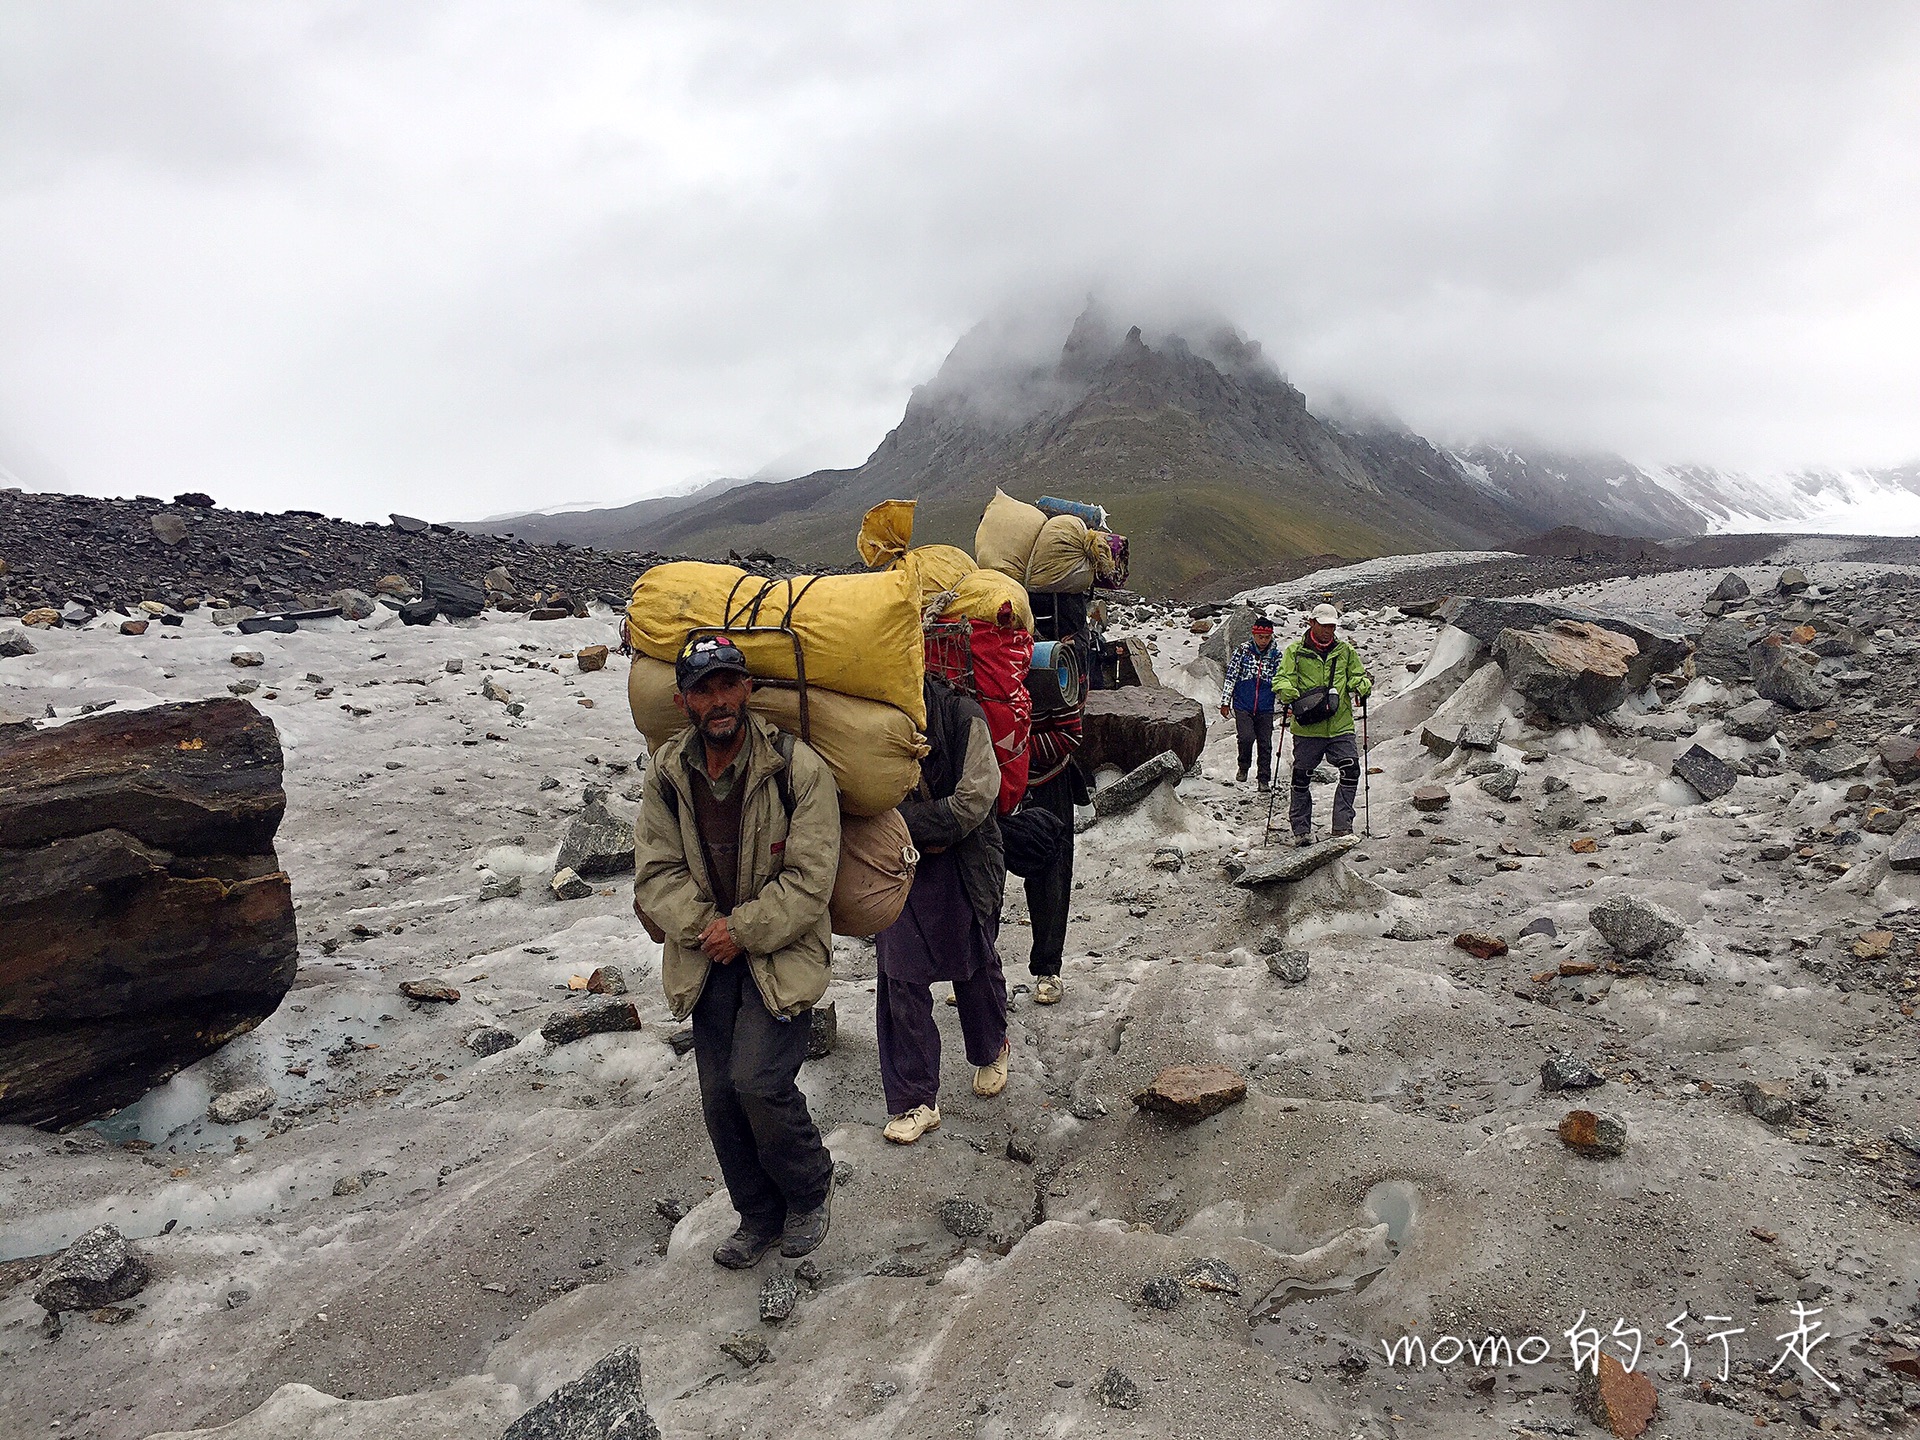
[1889, 828, 1920, 874]
[1232, 834, 1358, 887]
[541, 999, 642, 1047]
[1090, 750, 1184, 819]
[1133, 1063, 1248, 1122]
[1436, 595, 1689, 690]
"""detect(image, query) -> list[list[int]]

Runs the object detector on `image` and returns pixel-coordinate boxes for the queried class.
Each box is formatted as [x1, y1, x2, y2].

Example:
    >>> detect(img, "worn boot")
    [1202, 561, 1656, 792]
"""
[1033, 975, 1064, 1005]
[712, 1224, 782, 1270]
[781, 1187, 832, 1258]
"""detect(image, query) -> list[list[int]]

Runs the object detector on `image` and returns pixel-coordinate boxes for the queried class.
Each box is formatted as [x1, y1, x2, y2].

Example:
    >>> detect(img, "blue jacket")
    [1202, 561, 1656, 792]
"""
[1222, 639, 1283, 714]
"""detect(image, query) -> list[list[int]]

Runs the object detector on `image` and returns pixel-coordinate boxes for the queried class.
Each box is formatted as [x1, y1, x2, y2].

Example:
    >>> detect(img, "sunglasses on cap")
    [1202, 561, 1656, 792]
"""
[675, 636, 751, 687]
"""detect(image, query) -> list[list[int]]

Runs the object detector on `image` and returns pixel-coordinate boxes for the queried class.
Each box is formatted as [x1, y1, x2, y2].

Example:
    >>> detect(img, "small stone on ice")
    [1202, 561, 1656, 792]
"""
[207, 1085, 276, 1124]
[1181, 1256, 1241, 1294]
[1264, 948, 1310, 983]
[939, 1196, 991, 1239]
[550, 867, 594, 900]
[721, 1334, 770, 1368]
[1541, 1054, 1604, 1091]
[1740, 1079, 1794, 1125]
[759, 1274, 799, 1323]
[1139, 1276, 1182, 1310]
[1453, 932, 1507, 959]
[1093, 1366, 1141, 1410]
[466, 1027, 517, 1057]
[585, 965, 628, 995]
[1558, 1109, 1627, 1157]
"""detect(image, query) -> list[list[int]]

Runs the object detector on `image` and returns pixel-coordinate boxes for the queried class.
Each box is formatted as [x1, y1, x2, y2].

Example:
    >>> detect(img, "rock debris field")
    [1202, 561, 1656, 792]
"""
[3, 540, 1920, 1440]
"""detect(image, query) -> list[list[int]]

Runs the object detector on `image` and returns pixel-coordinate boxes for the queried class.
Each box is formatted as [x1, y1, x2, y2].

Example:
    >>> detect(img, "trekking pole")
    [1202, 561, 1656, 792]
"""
[1360, 699, 1372, 837]
[1263, 706, 1288, 847]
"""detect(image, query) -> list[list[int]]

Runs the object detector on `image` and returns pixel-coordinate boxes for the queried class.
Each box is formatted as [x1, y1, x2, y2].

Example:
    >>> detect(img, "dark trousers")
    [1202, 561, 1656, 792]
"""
[691, 959, 833, 1234]
[1289, 731, 1360, 837]
[1022, 770, 1075, 977]
[875, 965, 1008, 1113]
[1234, 708, 1275, 781]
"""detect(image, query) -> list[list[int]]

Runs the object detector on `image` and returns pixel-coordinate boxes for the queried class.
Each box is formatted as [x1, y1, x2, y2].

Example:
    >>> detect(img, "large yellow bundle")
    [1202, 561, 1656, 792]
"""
[627, 657, 925, 817]
[974, 489, 1112, 594]
[855, 501, 1035, 631]
[901, 546, 1035, 632]
[626, 561, 925, 729]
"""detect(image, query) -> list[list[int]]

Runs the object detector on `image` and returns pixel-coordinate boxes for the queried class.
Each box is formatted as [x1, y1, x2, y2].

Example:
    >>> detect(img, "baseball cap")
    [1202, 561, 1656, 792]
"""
[675, 634, 752, 691]
[1311, 603, 1339, 626]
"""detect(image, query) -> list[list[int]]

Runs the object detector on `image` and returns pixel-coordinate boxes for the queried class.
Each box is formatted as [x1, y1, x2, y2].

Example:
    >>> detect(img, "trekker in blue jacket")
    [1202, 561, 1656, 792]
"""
[1219, 615, 1284, 790]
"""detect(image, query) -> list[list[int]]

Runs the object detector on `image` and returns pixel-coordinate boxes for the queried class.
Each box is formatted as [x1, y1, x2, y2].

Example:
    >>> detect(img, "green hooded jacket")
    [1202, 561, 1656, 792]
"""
[633, 712, 840, 1021]
[1275, 636, 1373, 737]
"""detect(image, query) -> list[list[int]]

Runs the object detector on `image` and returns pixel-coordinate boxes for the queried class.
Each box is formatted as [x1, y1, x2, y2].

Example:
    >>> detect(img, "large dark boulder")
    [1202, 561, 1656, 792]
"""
[1198, 605, 1254, 666]
[1490, 621, 1638, 724]
[0, 699, 297, 1128]
[1081, 688, 1208, 774]
[422, 573, 486, 619]
[1748, 634, 1837, 711]
[1693, 618, 1757, 682]
[1436, 596, 1689, 691]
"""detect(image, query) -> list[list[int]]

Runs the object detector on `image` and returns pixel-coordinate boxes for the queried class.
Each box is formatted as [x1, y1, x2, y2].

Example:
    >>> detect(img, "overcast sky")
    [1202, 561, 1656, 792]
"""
[2, 2, 1917, 521]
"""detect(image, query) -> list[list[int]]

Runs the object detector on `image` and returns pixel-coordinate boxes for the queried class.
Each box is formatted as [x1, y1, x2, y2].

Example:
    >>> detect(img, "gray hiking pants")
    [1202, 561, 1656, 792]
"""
[1289, 731, 1360, 837]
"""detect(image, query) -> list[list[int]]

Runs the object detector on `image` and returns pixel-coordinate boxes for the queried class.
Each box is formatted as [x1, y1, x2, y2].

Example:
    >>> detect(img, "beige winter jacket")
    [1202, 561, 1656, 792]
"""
[633, 713, 841, 1021]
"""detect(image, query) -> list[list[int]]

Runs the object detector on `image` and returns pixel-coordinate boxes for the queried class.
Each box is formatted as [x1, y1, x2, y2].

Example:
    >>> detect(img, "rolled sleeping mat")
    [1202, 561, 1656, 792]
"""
[1036, 496, 1109, 531]
[1027, 638, 1085, 712]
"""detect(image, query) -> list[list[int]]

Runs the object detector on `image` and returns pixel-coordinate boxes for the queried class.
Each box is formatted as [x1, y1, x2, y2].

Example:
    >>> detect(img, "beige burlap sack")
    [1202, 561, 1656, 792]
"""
[830, 808, 918, 937]
[973, 488, 1105, 594]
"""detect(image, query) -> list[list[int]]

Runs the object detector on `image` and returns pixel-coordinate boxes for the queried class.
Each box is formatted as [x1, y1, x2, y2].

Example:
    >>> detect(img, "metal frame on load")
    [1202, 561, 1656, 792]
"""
[921, 618, 978, 699]
[685, 573, 830, 745]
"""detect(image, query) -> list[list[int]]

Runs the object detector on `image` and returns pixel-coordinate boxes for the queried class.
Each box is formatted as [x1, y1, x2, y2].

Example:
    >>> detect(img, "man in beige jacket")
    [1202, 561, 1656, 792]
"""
[634, 635, 839, 1268]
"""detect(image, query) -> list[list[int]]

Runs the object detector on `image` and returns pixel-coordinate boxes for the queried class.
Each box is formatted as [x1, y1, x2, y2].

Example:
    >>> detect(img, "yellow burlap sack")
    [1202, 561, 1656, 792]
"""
[856, 500, 1035, 631]
[626, 561, 926, 729]
[830, 808, 918, 938]
[974, 488, 1106, 594]
[626, 657, 925, 817]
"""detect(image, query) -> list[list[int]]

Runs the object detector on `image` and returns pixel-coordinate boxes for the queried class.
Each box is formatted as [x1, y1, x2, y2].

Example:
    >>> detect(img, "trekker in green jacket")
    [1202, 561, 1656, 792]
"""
[1274, 603, 1373, 842]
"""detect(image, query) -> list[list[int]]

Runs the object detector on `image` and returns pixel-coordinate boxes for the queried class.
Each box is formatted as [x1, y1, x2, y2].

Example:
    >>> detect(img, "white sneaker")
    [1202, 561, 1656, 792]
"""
[883, 1104, 940, 1144]
[972, 1040, 1011, 1097]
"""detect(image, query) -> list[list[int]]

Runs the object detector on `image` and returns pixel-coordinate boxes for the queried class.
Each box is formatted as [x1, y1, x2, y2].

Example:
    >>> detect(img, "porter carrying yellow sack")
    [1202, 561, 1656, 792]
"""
[626, 656, 925, 817]
[626, 561, 926, 729]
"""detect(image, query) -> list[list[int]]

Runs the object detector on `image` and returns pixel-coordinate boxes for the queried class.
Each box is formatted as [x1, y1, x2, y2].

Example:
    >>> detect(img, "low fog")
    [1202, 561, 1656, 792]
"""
[1, 1, 1917, 520]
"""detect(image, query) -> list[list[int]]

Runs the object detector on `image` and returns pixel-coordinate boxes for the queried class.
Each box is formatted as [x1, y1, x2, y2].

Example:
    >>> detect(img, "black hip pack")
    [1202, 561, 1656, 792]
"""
[1290, 686, 1340, 725]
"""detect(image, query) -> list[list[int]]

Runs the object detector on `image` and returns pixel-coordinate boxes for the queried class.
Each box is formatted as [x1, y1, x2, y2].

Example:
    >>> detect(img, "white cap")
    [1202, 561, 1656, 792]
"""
[1311, 603, 1339, 626]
